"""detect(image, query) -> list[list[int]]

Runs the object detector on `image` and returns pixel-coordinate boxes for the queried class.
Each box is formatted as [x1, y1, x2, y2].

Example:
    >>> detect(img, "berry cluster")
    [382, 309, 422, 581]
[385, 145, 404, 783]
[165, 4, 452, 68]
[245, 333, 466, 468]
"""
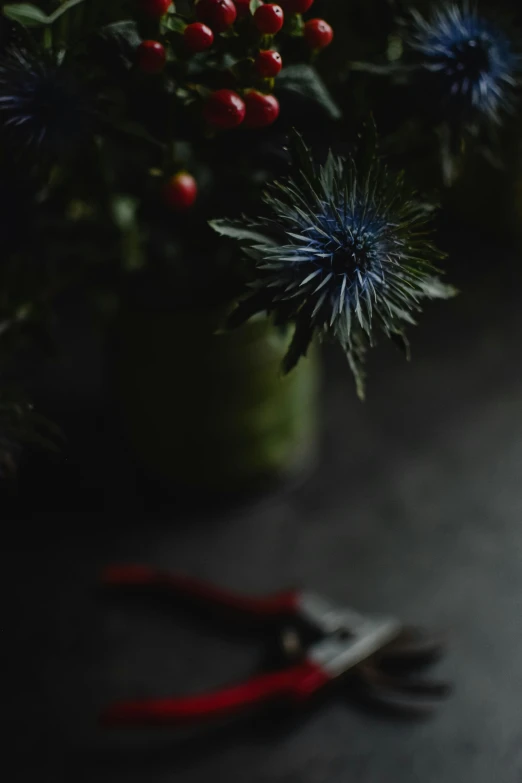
[136, 0, 333, 209]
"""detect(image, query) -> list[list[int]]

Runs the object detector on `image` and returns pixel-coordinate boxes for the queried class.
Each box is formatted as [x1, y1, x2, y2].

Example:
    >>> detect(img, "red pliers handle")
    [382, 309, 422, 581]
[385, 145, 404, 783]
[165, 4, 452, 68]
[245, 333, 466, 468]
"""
[101, 663, 328, 727]
[103, 564, 299, 618]
[101, 565, 328, 727]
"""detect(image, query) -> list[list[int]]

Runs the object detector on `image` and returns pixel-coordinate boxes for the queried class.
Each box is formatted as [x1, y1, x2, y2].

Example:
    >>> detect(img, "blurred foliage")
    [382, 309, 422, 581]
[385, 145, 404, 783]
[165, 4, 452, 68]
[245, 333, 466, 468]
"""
[0, 388, 62, 480]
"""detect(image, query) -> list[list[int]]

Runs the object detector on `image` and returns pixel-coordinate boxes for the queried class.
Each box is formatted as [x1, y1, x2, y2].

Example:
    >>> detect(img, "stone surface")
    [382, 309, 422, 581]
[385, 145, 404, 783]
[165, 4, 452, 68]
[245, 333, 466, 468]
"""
[6, 236, 522, 783]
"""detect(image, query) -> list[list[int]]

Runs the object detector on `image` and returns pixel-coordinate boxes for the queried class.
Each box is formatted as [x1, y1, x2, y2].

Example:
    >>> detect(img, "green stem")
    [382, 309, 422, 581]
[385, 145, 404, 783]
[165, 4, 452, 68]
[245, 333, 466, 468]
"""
[59, 5, 69, 49]
[43, 25, 53, 52]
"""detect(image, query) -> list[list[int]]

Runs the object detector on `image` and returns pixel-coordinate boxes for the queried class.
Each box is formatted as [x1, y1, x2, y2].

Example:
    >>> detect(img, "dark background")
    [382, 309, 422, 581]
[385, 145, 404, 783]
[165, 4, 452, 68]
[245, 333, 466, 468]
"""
[4, 0, 522, 779]
[6, 227, 522, 782]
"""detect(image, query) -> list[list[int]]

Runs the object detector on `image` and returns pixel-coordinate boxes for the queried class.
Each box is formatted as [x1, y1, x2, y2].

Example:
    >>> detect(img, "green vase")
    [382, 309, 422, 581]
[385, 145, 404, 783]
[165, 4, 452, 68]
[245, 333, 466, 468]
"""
[111, 306, 320, 494]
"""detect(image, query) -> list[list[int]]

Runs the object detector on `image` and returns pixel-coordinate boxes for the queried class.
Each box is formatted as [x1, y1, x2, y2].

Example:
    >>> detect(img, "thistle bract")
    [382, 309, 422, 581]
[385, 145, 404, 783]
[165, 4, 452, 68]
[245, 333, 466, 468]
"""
[211, 134, 455, 398]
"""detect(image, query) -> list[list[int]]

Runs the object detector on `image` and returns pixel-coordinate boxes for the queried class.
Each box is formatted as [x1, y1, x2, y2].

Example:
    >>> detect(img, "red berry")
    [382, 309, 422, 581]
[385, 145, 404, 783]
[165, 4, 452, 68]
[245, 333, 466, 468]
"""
[234, 0, 251, 17]
[184, 22, 214, 52]
[163, 173, 198, 210]
[280, 0, 314, 12]
[196, 0, 237, 32]
[243, 90, 280, 128]
[136, 40, 166, 74]
[140, 0, 172, 18]
[255, 49, 282, 78]
[254, 4, 284, 34]
[203, 89, 246, 129]
[304, 18, 333, 50]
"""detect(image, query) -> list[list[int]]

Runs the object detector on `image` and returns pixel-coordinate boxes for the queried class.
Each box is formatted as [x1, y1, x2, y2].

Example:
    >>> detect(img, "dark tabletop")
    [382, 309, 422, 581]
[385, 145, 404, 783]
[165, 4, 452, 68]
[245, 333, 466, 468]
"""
[6, 233, 522, 783]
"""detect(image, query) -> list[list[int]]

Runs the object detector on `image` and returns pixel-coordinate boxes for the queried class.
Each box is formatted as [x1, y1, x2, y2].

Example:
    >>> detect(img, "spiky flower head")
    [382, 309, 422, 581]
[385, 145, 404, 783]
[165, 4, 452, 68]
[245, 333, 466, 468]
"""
[0, 48, 96, 163]
[349, 3, 522, 183]
[406, 3, 522, 125]
[211, 133, 455, 398]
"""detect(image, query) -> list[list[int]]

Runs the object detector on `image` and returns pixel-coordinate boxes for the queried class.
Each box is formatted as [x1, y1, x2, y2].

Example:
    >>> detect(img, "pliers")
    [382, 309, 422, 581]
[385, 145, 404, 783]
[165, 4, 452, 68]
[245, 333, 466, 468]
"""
[100, 565, 450, 727]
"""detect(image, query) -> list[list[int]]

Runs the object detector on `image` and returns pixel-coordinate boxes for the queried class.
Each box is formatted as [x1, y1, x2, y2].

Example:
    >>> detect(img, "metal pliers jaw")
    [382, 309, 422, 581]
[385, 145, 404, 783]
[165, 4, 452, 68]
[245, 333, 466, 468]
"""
[289, 592, 450, 716]
[100, 566, 450, 727]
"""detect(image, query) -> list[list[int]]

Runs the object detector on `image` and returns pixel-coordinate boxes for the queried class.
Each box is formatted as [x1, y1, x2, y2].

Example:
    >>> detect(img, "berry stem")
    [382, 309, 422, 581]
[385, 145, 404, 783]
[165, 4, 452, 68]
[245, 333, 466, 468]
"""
[286, 12, 304, 36]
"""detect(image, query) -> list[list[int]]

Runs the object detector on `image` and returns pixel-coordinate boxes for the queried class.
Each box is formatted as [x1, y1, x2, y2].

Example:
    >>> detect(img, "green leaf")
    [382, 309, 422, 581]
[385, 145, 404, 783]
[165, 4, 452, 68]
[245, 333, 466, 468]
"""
[277, 65, 342, 120]
[97, 20, 142, 69]
[98, 19, 141, 45]
[47, 0, 87, 23]
[3, 3, 49, 26]
[163, 15, 187, 33]
[250, 0, 264, 13]
[97, 22, 142, 74]
[3, 0, 88, 26]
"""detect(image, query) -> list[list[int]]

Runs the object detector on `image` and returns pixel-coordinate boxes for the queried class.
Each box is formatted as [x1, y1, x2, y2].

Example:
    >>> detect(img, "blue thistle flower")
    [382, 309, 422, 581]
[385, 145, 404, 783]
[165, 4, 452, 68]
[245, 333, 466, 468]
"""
[406, 3, 522, 129]
[211, 133, 455, 398]
[0, 48, 96, 162]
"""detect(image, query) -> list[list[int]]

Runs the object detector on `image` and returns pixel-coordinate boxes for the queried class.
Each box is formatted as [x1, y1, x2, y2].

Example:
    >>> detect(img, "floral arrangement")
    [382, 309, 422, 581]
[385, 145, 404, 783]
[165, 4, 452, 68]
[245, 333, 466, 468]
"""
[0, 0, 463, 477]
